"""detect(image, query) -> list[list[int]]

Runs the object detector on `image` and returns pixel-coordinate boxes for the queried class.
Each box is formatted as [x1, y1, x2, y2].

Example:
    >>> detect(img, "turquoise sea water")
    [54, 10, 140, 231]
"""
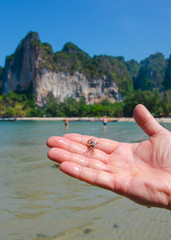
[0, 120, 171, 240]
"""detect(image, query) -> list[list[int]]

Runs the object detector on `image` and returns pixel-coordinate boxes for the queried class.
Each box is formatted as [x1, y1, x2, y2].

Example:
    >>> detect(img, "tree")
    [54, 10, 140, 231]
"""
[161, 91, 171, 116]
[44, 94, 61, 117]
[123, 90, 162, 117]
[163, 55, 171, 90]
[60, 98, 80, 117]
[134, 53, 166, 91]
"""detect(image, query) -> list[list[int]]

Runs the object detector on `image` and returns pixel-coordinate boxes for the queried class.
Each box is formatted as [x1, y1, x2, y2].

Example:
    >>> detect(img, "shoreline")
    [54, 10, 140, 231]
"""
[1, 117, 171, 123]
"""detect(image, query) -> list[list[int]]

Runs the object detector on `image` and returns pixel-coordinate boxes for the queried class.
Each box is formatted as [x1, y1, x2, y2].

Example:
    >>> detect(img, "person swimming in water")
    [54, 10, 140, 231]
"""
[103, 116, 108, 129]
[64, 117, 69, 130]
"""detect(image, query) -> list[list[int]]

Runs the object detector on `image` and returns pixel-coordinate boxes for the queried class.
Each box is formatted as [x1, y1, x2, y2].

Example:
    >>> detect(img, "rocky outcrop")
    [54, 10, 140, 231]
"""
[2, 31, 171, 106]
[2, 32, 124, 106]
[35, 70, 122, 106]
[2, 32, 39, 93]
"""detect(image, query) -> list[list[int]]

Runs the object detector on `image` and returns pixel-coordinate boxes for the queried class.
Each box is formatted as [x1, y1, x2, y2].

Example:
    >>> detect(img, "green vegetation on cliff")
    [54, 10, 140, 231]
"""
[51, 43, 133, 94]
[1, 31, 171, 118]
[3, 31, 171, 95]
[31, 34, 171, 94]
[133, 53, 166, 91]
[163, 54, 171, 90]
[31, 37, 133, 94]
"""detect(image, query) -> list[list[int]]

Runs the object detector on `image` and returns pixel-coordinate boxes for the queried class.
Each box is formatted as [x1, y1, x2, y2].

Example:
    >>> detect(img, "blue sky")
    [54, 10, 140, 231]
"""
[0, 0, 171, 66]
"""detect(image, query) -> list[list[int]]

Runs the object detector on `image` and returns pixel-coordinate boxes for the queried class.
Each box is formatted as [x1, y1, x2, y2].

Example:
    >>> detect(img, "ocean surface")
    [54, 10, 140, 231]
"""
[0, 120, 171, 240]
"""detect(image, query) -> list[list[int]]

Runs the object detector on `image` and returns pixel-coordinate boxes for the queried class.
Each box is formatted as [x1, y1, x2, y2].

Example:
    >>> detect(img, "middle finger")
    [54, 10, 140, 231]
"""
[47, 136, 108, 162]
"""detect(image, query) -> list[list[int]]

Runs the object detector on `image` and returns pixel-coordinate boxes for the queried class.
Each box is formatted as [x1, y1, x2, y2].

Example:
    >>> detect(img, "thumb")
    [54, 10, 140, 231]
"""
[133, 104, 167, 137]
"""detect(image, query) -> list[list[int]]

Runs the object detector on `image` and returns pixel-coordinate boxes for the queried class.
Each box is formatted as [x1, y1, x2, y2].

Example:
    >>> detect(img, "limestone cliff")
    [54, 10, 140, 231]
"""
[2, 32, 39, 93]
[35, 70, 122, 106]
[2, 32, 129, 106]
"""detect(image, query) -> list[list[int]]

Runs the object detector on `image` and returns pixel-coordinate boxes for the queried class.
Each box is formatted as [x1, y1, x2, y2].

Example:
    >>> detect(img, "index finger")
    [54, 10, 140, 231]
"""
[63, 133, 119, 154]
[46, 136, 109, 163]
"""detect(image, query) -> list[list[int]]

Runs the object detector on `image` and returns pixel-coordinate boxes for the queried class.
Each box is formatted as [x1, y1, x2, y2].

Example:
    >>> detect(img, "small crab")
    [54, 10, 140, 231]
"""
[85, 138, 99, 154]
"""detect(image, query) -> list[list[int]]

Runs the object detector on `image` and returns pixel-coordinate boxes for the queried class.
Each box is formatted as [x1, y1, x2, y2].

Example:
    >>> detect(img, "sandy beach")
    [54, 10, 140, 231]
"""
[1, 116, 170, 123]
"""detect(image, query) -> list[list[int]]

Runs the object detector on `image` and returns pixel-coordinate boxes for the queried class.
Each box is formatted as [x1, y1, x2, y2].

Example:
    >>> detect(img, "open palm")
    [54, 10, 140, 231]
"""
[47, 104, 171, 210]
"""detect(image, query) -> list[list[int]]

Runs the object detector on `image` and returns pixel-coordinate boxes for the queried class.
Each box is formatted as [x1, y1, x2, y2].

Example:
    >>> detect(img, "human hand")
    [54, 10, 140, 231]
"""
[46, 104, 171, 210]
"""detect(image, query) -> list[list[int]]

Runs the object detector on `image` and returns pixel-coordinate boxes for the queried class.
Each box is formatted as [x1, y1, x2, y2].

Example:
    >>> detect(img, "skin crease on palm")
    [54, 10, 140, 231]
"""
[46, 104, 171, 210]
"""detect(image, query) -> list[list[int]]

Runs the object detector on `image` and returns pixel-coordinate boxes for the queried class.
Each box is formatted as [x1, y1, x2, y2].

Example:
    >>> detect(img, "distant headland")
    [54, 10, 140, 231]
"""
[0, 31, 171, 118]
